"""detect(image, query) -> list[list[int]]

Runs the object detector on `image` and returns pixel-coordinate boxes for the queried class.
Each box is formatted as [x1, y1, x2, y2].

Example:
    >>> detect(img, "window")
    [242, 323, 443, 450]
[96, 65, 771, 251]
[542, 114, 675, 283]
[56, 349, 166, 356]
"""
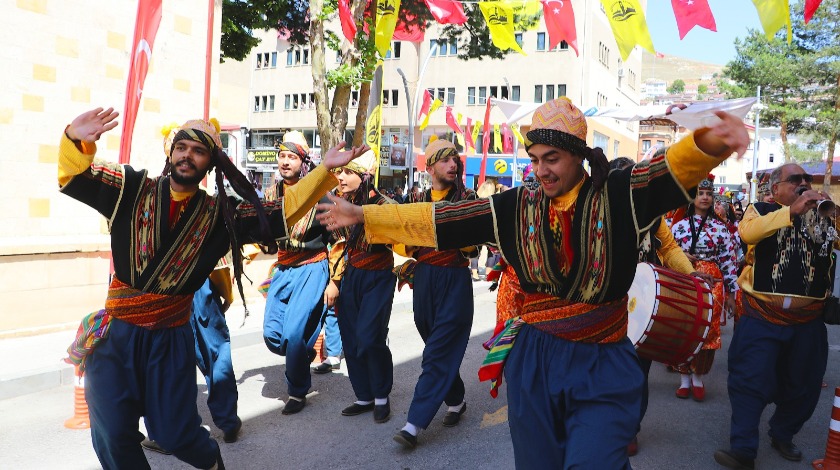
[439, 40, 448, 56]
[512, 85, 520, 101]
[535, 85, 543, 103]
[613, 140, 620, 159]
[261, 96, 268, 112]
[771, 134, 777, 142]
[299, 93, 307, 109]
[447, 87, 455, 105]
[383, 90, 390, 106]
[256, 53, 263, 68]
[385, 41, 402, 59]
[430, 39, 438, 56]
[292, 94, 299, 109]
[642, 140, 651, 152]
[593, 131, 609, 151]
[479, 86, 487, 104]
[391, 89, 399, 107]
[656, 140, 664, 146]
[501, 85, 509, 99]
[719, 176, 727, 184]
[490, 86, 498, 98]
[287, 50, 294, 66]
[449, 41, 457, 55]
[546, 84, 554, 101]
[558, 40, 569, 51]
[437, 88, 445, 101]
[769, 153, 775, 163]
[309, 93, 315, 108]
[468, 87, 476, 105]
[284, 94, 291, 110]
[598, 42, 609, 67]
[269, 95, 275, 111]
[303, 48, 310, 65]
[431, 39, 457, 57]
[383, 89, 399, 107]
[336, 51, 342, 63]
[271, 52, 277, 67]
[254, 96, 260, 112]
[537, 32, 546, 51]
[557, 84, 567, 97]
[597, 92, 607, 107]
[515, 33, 523, 48]
[351, 90, 359, 107]
[295, 49, 301, 65]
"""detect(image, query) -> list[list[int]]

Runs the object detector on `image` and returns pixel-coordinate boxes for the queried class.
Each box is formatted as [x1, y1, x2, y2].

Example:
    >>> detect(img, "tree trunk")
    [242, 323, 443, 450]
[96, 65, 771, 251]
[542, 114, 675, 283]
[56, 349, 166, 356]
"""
[308, 0, 340, 149]
[781, 119, 791, 162]
[824, 73, 840, 193]
[353, 82, 372, 146]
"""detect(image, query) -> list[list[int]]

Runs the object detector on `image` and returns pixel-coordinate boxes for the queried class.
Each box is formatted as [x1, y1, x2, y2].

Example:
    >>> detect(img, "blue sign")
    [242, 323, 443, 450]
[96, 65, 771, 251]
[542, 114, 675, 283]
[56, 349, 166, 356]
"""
[464, 156, 527, 178]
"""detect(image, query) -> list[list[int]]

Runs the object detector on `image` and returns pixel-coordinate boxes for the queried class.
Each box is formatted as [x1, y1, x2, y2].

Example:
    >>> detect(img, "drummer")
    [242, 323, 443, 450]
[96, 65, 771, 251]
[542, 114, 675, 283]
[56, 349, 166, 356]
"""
[316, 98, 750, 469]
[670, 175, 740, 402]
[610, 157, 714, 456]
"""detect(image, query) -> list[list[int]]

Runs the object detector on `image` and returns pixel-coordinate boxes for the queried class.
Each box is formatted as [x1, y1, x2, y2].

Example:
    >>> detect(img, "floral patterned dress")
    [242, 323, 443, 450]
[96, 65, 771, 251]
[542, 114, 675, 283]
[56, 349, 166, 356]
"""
[671, 214, 739, 350]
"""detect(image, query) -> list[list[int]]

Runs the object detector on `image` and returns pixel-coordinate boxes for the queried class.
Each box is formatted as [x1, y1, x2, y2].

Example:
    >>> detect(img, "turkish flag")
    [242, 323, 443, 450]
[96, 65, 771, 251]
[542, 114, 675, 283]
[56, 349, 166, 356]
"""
[120, 0, 163, 164]
[540, 0, 579, 56]
[424, 0, 468, 25]
[338, 0, 357, 42]
[445, 106, 462, 134]
[418, 89, 432, 120]
[805, 0, 823, 23]
[393, 13, 425, 42]
[479, 97, 492, 185]
[670, 0, 717, 40]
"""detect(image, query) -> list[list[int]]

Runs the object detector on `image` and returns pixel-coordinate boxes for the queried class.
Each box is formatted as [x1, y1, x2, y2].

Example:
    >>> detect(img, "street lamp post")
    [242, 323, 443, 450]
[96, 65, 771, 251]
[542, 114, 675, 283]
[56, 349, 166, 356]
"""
[397, 41, 440, 191]
[749, 86, 762, 202]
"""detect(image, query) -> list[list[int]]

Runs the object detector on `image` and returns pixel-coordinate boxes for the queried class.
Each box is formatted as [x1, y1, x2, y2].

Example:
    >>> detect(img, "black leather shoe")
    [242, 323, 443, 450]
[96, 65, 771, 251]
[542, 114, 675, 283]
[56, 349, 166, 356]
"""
[141, 438, 172, 455]
[442, 403, 467, 427]
[223, 417, 242, 443]
[770, 438, 803, 461]
[713, 449, 755, 469]
[374, 401, 391, 423]
[313, 361, 340, 374]
[341, 402, 374, 416]
[393, 430, 417, 449]
[281, 397, 306, 415]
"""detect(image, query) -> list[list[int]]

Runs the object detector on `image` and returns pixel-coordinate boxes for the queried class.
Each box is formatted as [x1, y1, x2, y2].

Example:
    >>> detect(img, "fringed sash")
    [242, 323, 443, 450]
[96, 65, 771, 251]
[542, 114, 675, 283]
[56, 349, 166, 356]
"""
[478, 294, 627, 397]
[742, 292, 824, 325]
[65, 277, 193, 372]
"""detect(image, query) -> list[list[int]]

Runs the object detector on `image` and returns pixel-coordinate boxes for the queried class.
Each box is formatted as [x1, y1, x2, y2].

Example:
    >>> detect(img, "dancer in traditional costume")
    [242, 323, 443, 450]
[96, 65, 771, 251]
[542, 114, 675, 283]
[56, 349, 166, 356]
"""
[61, 107, 364, 469]
[332, 150, 398, 425]
[391, 140, 478, 449]
[670, 175, 739, 402]
[260, 131, 340, 415]
[317, 98, 748, 468]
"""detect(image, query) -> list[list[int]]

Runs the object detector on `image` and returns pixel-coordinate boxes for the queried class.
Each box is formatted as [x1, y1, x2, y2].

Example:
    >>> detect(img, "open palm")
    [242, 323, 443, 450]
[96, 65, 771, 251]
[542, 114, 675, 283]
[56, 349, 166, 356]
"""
[67, 107, 119, 142]
[321, 142, 371, 170]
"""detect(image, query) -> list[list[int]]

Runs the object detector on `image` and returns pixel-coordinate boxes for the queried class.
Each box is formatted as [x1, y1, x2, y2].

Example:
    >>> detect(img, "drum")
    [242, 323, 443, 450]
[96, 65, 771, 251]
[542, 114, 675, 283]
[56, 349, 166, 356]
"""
[626, 263, 713, 365]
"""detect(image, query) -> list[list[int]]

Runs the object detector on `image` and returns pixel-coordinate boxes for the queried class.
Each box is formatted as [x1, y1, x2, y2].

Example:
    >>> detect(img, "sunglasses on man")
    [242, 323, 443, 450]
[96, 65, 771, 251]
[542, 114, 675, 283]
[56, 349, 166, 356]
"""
[780, 173, 813, 185]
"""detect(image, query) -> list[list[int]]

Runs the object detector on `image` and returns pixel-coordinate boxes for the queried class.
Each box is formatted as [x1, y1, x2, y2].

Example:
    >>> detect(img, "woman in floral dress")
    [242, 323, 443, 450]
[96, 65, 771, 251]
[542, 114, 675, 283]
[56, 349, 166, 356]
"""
[670, 176, 739, 402]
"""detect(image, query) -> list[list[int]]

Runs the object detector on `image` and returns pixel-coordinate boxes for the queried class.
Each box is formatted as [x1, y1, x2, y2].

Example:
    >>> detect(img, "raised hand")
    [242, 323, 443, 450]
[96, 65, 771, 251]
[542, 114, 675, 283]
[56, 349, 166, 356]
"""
[695, 111, 749, 159]
[66, 107, 119, 143]
[322, 141, 371, 170]
[316, 194, 365, 230]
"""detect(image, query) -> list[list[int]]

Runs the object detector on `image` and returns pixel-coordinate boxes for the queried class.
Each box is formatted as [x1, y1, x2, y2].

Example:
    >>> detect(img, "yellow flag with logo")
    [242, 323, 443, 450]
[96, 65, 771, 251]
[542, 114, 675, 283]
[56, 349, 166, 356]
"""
[511, 123, 525, 145]
[751, 0, 791, 43]
[472, 122, 482, 151]
[419, 98, 444, 130]
[600, 0, 655, 61]
[479, 1, 526, 56]
[493, 124, 503, 152]
[375, 0, 402, 56]
[365, 105, 382, 159]
[513, 0, 542, 31]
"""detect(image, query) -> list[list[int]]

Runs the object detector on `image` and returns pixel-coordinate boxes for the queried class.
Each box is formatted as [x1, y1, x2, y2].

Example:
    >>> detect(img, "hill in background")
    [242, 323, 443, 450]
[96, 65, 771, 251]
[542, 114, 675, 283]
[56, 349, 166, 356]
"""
[640, 51, 724, 86]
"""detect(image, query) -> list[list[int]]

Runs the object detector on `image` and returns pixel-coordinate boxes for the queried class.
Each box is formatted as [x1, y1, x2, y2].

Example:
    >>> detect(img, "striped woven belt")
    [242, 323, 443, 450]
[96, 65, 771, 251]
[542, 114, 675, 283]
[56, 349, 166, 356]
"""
[414, 247, 469, 268]
[742, 292, 824, 325]
[348, 248, 394, 271]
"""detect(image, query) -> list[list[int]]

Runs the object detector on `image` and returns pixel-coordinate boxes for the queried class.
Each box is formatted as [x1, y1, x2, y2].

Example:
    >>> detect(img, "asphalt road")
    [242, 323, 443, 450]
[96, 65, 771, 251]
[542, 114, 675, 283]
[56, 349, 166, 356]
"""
[3, 287, 840, 469]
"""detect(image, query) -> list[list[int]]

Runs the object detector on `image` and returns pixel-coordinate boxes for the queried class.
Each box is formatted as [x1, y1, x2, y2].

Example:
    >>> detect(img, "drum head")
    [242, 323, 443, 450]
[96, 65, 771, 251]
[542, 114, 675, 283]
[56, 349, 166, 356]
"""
[627, 263, 657, 344]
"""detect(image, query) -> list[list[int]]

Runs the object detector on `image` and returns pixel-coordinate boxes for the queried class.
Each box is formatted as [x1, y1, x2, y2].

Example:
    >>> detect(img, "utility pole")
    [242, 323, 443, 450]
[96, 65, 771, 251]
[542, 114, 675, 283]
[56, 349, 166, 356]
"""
[749, 86, 762, 202]
[398, 41, 439, 190]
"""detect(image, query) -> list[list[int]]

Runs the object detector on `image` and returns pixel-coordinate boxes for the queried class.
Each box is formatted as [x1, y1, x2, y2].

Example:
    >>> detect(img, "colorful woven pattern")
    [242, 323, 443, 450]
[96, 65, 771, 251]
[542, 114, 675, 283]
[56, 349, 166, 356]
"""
[743, 292, 825, 325]
[393, 260, 417, 291]
[414, 246, 469, 268]
[529, 97, 587, 140]
[348, 247, 394, 271]
[520, 293, 627, 343]
[105, 277, 194, 329]
[478, 317, 525, 398]
[275, 248, 328, 267]
[65, 308, 111, 373]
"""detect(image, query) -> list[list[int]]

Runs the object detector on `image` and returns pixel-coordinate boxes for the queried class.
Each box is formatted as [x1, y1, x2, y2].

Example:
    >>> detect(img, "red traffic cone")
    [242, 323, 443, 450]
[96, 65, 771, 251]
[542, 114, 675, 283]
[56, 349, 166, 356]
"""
[64, 365, 90, 430]
[312, 332, 326, 364]
[813, 387, 840, 469]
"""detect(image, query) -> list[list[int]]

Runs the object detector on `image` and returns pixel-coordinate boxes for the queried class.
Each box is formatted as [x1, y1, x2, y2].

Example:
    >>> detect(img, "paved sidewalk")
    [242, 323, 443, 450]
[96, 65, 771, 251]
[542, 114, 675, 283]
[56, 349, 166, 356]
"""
[0, 280, 493, 400]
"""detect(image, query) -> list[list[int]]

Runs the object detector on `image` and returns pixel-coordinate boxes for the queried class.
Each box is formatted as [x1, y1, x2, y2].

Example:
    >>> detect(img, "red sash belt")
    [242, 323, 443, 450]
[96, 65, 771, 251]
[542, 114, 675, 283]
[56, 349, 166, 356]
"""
[348, 248, 394, 271]
[106, 277, 193, 329]
[275, 248, 328, 267]
[742, 292, 824, 325]
[519, 292, 628, 343]
[414, 247, 469, 268]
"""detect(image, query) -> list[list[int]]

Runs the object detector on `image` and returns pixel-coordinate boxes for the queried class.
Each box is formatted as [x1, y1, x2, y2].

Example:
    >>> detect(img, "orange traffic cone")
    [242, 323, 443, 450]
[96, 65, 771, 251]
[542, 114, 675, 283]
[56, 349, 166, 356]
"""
[813, 387, 840, 469]
[312, 332, 326, 364]
[64, 365, 90, 429]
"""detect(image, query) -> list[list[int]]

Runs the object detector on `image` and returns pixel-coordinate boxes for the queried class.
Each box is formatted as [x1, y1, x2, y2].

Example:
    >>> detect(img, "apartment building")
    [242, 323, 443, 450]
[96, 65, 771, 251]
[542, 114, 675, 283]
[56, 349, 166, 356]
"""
[218, 0, 645, 190]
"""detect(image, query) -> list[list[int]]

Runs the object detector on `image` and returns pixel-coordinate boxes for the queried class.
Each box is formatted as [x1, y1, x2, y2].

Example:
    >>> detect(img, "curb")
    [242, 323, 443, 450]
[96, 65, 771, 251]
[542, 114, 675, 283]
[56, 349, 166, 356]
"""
[0, 283, 491, 400]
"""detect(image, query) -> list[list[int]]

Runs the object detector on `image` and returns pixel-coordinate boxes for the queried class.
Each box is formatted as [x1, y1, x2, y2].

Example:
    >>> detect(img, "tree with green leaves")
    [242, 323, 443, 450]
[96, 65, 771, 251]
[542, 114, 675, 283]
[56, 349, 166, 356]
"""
[668, 79, 685, 94]
[697, 83, 708, 95]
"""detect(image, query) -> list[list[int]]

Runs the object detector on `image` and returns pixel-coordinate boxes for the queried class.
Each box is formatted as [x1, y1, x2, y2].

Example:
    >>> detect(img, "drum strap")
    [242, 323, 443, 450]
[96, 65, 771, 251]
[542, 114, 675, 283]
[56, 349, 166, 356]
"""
[688, 214, 709, 255]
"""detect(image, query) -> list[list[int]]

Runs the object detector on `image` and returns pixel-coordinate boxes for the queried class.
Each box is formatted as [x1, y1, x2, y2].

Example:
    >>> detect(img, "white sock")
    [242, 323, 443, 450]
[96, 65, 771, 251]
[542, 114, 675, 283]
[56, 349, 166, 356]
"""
[289, 395, 304, 402]
[680, 374, 691, 389]
[692, 374, 704, 388]
[374, 397, 388, 405]
[325, 356, 340, 365]
[355, 400, 373, 406]
[447, 402, 465, 413]
[402, 422, 419, 436]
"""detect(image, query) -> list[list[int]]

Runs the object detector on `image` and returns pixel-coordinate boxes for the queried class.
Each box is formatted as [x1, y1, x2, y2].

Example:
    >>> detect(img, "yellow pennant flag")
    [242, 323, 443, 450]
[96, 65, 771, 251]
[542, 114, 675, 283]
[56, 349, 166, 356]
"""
[419, 98, 444, 130]
[511, 123, 525, 145]
[472, 122, 482, 151]
[456, 132, 465, 148]
[751, 0, 792, 43]
[479, 1, 526, 56]
[375, 0, 402, 56]
[513, 0, 542, 31]
[493, 124, 503, 152]
[366, 105, 382, 159]
[600, 0, 655, 61]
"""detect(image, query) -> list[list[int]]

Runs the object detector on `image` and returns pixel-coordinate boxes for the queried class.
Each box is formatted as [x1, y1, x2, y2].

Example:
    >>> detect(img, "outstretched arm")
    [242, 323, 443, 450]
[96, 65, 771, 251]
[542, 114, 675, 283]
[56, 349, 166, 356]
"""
[59, 107, 120, 186]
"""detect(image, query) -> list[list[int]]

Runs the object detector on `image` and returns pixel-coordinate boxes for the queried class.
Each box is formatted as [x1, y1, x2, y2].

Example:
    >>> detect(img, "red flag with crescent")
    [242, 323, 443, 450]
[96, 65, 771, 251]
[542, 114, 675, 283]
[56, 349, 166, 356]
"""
[670, 0, 717, 40]
[424, 0, 468, 25]
[540, 0, 579, 56]
[805, 0, 823, 23]
[120, 0, 163, 164]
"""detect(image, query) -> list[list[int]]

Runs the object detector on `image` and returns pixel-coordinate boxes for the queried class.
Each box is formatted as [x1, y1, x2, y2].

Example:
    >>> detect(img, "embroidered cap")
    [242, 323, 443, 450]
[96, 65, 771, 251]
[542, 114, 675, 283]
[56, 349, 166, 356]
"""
[525, 97, 588, 155]
[278, 130, 310, 160]
[343, 149, 378, 176]
[699, 174, 715, 190]
[425, 139, 459, 167]
[170, 118, 222, 155]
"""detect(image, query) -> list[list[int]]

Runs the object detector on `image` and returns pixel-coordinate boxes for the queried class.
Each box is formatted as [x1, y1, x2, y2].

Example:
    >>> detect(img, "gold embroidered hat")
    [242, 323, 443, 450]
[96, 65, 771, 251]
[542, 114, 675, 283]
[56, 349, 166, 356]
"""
[425, 139, 459, 167]
[169, 118, 222, 155]
[278, 130, 310, 159]
[343, 149, 378, 175]
[525, 97, 588, 155]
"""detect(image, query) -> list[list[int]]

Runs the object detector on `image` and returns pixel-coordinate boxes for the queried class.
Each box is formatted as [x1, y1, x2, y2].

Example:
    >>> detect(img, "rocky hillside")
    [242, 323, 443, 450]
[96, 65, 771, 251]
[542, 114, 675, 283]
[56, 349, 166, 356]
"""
[640, 51, 724, 85]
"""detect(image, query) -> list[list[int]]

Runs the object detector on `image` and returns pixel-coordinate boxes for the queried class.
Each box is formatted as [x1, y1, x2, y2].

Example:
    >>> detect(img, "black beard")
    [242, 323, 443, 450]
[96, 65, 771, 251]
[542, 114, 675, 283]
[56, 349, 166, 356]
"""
[170, 169, 206, 186]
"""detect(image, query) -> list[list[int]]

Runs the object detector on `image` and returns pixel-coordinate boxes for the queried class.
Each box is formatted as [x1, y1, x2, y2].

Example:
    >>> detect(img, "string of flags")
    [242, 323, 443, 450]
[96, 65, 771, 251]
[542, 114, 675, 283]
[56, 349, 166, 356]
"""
[338, 0, 825, 62]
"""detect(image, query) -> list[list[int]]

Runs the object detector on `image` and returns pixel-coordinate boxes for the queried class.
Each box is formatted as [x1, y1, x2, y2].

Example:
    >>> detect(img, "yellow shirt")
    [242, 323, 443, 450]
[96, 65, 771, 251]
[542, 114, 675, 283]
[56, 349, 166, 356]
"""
[654, 217, 695, 275]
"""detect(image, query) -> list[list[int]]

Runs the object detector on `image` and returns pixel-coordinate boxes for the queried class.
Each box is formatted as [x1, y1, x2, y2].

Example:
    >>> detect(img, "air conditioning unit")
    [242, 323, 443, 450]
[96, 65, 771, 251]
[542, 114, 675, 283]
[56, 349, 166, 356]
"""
[617, 68, 625, 77]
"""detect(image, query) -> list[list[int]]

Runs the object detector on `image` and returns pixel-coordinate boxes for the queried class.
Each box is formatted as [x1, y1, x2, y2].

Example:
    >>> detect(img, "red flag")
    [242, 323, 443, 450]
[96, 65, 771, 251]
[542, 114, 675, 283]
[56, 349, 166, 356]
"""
[338, 0, 357, 42]
[418, 89, 432, 120]
[393, 14, 425, 42]
[670, 0, 717, 40]
[540, 0, 579, 56]
[445, 107, 462, 134]
[465, 117, 474, 151]
[120, 0, 163, 164]
[805, 0, 823, 23]
[480, 98, 492, 185]
[501, 123, 513, 153]
[424, 0, 468, 25]
[656, 52, 666, 58]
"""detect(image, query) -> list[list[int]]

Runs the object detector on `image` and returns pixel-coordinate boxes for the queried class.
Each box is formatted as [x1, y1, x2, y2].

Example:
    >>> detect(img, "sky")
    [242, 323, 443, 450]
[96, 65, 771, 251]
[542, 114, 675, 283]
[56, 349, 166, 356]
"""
[644, 0, 765, 65]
